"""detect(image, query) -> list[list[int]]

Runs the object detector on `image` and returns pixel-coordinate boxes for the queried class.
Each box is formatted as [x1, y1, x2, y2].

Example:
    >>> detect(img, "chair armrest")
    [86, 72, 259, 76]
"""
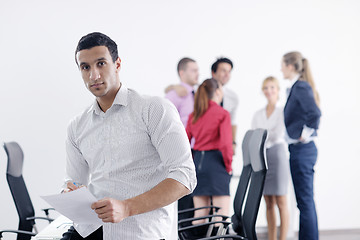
[0, 229, 36, 239]
[41, 207, 55, 217]
[178, 214, 230, 224]
[178, 220, 231, 233]
[26, 216, 54, 223]
[197, 234, 246, 240]
[178, 206, 221, 215]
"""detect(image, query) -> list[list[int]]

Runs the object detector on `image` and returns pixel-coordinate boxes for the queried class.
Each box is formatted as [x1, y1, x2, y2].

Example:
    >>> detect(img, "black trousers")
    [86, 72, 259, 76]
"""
[60, 226, 103, 240]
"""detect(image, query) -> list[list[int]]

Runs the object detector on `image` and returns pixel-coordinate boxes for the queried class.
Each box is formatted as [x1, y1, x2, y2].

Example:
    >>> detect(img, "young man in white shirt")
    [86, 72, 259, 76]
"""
[210, 58, 239, 153]
[61, 32, 197, 240]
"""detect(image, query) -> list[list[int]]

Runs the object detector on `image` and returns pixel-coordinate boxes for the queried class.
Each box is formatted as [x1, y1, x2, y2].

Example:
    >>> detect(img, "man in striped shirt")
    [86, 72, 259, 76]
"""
[61, 32, 197, 240]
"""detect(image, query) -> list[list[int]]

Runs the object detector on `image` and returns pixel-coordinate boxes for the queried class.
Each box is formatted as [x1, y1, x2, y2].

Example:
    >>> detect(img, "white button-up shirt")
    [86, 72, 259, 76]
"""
[223, 87, 239, 125]
[65, 85, 197, 239]
[251, 106, 286, 149]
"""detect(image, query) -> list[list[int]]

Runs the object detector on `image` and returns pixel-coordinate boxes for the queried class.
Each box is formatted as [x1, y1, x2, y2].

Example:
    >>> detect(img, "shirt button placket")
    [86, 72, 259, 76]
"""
[103, 115, 111, 179]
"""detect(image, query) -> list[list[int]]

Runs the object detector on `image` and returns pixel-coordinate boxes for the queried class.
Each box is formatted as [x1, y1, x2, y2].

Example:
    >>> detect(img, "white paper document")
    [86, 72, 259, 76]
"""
[41, 187, 103, 226]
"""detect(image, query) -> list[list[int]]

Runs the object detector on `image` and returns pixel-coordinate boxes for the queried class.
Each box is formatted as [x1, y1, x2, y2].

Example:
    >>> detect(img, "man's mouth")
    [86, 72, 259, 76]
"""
[90, 82, 104, 87]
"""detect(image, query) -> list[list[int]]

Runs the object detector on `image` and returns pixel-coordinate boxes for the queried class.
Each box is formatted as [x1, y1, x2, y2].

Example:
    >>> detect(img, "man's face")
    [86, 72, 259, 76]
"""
[180, 62, 199, 86]
[212, 62, 232, 86]
[76, 46, 121, 98]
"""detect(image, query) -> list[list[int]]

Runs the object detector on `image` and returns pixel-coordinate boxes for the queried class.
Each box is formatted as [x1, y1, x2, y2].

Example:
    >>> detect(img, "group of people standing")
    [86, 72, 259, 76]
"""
[165, 52, 321, 240]
[60, 31, 320, 240]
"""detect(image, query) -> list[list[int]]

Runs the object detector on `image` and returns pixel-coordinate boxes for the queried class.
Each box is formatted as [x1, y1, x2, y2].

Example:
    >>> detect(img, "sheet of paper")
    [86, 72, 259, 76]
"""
[41, 187, 103, 226]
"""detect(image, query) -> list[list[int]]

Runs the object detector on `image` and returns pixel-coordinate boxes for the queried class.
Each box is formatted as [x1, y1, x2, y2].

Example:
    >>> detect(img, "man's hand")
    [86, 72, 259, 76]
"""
[90, 179, 189, 223]
[164, 84, 188, 97]
[62, 182, 83, 193]
[91, 198, 130, 223]
[174, 85, 188, 97]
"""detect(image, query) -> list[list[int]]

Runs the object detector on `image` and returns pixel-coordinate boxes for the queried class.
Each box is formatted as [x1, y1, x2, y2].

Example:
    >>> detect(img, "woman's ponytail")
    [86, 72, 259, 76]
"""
[192, 78, 219, 123]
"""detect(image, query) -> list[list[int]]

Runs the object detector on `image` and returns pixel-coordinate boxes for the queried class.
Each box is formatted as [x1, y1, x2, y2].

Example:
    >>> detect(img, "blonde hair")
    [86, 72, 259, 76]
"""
[283, 51, 320, 107]
[261, 76, 280, 100]
[262, 76, 280, 90]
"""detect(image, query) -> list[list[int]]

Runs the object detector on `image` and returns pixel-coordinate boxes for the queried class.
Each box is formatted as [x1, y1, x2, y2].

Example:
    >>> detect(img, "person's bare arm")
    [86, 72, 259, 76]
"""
[91, 178, 189, 223]
[232, 125, 237, 155]
[164, 84, 188, 97]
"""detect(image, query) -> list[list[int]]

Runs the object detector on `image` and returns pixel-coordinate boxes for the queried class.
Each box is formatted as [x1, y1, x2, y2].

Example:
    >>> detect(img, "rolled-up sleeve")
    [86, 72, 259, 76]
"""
[145, 97, 197, 193]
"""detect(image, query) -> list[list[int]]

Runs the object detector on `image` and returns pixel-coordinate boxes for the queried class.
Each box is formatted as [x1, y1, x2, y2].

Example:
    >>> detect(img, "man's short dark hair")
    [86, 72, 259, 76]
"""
[177, 57, 196, 75]
[211, 57, 233, 73]
[75, 32, 119, 65]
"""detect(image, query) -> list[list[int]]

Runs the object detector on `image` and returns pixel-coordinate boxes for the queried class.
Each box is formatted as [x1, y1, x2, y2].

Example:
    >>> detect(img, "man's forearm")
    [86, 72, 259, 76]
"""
[232, 125, 237, 142]
[232, 125, 237, 155]
[125, 178, 190, 217]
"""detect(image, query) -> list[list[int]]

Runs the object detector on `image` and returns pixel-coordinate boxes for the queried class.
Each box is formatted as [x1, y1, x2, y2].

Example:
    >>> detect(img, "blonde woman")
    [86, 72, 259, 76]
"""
[251, 76, 289, 240]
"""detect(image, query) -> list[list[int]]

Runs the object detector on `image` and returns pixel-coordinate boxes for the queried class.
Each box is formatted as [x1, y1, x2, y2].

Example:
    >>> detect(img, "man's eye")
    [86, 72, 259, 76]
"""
[98, 62, 106, 66]
[81, 65, 90, 70]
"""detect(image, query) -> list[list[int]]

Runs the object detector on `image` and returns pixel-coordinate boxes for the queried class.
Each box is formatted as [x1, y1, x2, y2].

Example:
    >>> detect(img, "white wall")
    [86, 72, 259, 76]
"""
[1, 0, 359, 236]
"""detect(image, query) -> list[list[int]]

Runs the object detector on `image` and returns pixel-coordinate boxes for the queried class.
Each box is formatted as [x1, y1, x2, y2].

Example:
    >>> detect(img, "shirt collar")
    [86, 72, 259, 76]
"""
[289, 74, 300, 89]
[180, 82, 195, 93]
[87, 84, 128, 115]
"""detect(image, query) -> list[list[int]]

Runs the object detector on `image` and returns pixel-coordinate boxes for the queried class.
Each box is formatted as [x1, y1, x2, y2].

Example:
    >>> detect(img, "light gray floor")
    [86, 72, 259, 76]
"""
[257, 229, 360, 240]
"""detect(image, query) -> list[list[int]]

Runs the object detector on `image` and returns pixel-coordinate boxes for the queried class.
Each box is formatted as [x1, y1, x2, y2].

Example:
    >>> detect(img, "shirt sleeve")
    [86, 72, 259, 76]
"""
[219, 111, 233, 173]
[226, 90, 239, 125]
[64, 120, 90, 189]
[165, 90, 181, 110]
[145, 97, 197, 192]
[185, 114, 193, 142]
[300, 125, 315, 142]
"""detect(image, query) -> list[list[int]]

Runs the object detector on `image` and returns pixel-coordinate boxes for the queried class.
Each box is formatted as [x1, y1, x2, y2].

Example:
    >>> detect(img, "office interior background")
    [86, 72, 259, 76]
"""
[1, 0, 359, 238]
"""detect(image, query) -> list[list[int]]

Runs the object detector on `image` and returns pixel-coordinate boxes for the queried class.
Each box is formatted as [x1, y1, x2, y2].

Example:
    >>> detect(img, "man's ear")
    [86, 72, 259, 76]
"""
[178, 69, 184, 78]
[115, 57, 121, 72]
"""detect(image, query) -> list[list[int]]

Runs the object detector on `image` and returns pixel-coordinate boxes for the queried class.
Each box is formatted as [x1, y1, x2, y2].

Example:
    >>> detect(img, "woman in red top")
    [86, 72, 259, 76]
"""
[186, 78, 233, 224]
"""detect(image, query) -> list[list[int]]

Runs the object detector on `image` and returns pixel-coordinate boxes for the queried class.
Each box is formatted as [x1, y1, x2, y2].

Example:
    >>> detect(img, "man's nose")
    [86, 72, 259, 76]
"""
[90, 68, 100, 81]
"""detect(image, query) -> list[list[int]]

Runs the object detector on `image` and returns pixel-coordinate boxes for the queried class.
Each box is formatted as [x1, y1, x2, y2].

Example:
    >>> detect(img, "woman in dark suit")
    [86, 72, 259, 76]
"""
[281, 51, 321, 240]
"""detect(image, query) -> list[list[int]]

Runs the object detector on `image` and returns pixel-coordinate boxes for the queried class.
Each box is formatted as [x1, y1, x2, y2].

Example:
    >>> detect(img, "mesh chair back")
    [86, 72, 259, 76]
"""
[242, 129, 267, 240]
[4, 142, 35, 240]
[231, 130, 254, 235]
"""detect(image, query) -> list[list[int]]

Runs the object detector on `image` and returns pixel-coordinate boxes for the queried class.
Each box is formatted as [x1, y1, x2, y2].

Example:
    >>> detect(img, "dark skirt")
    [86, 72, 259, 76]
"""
[192, 150, 231, 196]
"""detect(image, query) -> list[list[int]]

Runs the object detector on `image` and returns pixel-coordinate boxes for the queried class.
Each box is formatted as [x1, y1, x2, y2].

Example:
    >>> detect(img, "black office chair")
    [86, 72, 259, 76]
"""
[231, 130, 254, 236]
[183, 129, 255, 238]
[0, 142, 54, 240]
[240, 128, 267, 240]
[178, 129, 267, 240]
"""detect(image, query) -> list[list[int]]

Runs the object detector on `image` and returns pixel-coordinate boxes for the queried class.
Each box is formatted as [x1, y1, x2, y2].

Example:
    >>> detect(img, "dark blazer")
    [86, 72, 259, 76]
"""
[284, 80, 321, 139]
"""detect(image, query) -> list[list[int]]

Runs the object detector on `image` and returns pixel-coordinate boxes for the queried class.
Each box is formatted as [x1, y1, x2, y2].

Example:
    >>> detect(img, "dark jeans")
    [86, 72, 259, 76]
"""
[60, 226, 103, 240]
[289, 141, 319, 240]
